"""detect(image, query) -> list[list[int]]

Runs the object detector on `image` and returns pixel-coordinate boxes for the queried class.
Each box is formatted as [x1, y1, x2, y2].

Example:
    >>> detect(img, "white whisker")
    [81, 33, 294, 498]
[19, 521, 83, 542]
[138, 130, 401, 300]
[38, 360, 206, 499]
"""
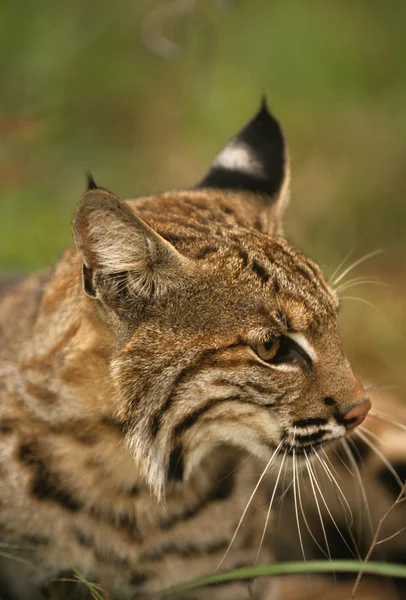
[367, 411, 406, 433]
[340, 296, 382, 314]
[315, 449, 353, 525]
[333, 249, 384, 286]
[304, 451, 332, 562]
[293, 447, 307, 564]
[255, 451, 287, 564]
[306, 450, 357, 559]
[216, 440, 283, 571]
[298, 454, 330, 560]
[337, 279, 389, 294]
[341, 438, 374, 541]
[329, 249, 354, 284]
[355, 429, 405, 493]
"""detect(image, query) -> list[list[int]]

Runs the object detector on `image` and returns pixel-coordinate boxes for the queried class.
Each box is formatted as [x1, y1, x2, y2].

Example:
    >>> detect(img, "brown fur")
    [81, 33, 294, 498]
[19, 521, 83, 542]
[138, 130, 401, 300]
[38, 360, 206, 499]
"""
[0, 105, 369, 599]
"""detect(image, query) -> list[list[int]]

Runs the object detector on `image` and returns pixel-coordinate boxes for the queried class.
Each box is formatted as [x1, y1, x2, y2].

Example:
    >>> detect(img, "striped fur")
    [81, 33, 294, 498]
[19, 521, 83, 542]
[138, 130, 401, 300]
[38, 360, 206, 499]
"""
[0, 103, 369, 599]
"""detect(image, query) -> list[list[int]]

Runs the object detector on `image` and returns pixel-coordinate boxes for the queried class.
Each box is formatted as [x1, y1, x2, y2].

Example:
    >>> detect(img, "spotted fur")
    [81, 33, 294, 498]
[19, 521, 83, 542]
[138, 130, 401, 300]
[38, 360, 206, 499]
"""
[0, 102, 369, 599]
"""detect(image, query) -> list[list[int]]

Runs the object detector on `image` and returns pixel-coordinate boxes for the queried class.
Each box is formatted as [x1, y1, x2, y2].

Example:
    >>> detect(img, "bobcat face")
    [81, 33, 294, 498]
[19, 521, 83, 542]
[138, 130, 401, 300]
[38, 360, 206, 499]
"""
[73, 102, 370, 499]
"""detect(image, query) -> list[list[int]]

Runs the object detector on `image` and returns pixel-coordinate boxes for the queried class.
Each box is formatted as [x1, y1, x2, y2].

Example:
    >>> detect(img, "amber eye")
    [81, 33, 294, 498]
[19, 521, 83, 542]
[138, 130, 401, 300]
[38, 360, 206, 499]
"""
[256, 338, 281, 361]
[254, 335, 312, 367]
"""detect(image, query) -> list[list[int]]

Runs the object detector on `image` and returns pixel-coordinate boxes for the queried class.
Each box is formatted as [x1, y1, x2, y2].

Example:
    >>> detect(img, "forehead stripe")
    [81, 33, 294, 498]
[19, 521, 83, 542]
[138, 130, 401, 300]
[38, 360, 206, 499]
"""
[287, 332, 317, 361]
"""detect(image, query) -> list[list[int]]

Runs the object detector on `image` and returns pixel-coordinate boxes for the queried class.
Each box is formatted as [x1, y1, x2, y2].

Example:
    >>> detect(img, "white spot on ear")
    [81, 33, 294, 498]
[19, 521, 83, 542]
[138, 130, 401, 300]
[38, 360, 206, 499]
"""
[287, 332, 317, 361]
[213, 140, 264, 178]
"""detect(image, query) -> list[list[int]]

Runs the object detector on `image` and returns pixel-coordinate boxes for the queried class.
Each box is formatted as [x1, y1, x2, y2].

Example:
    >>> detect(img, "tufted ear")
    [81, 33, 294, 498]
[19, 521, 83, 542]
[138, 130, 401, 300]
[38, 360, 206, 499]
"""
[72, 184, 191, 304]
[197, 98, 290, 235]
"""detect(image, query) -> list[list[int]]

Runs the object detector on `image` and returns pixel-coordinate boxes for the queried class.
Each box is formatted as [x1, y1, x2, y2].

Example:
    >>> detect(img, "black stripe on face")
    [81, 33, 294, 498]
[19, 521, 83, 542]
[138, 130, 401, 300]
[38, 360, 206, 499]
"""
[295, 430, 325, 444]
[173, 395, 242, 439]
[150, 349, 219, 439]
[293, 417, 327, 428]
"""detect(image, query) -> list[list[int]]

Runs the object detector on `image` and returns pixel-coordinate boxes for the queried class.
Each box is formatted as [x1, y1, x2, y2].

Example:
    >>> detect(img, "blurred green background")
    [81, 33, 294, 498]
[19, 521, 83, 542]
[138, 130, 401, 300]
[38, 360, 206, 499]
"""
[1, 0, 405, 388]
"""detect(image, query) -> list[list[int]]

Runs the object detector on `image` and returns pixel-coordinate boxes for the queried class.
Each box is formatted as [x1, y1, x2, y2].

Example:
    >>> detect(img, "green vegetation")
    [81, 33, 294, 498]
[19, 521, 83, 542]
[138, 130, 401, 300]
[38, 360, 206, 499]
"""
[1, 1, 405, 381]
[161, 559, 406, 596]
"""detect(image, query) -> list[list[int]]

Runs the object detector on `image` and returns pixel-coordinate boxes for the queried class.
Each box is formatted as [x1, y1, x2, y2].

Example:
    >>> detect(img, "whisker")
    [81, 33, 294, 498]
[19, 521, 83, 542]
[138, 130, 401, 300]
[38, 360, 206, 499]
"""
[320, 447, 342, 480]
[358, 424, 384, 446]
[297, 453, 330, 560]
[337, 279, 390, 294]
[340, 296, 382, 314]
[316, 449, 353, 526]
[303, 451, 332, 561]
[367, 411, 406, 433]
[341, 438, 374, 541]
[292, 448, 307, 564]
[333, 249, 384, 286]
[216, 440, 283, 571]
[329, 249, 354, 284]
[355, 429, 405, 493]
[277, 455, 290, 528]
[306, 450, 357, 559]
[255, 451, 287, 564]
[331, 445, 355, 477]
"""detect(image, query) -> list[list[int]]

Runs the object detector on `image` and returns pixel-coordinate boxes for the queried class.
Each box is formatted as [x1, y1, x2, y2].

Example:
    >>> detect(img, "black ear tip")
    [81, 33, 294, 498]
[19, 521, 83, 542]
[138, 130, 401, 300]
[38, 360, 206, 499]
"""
[256, 95, 277, 124]
[86, 171, 98, 191]
[260, 94, 270, 114]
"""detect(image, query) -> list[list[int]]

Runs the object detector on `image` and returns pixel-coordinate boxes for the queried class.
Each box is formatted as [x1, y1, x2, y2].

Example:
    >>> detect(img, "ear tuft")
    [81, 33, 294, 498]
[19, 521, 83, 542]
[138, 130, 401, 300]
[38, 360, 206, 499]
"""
[86, 171, 98, 191]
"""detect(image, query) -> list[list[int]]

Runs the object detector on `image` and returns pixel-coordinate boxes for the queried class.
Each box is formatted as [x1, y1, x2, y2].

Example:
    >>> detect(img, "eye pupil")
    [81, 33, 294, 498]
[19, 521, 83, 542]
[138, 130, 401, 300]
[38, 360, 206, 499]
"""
[254, 335, 312, 367]
[256, 337, 281, 361]
[263, 339, 275, 352]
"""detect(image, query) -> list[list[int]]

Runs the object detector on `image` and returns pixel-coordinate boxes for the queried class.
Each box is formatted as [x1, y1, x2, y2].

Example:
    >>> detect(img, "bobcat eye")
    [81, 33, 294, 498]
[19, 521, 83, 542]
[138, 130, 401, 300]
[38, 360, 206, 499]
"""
[256, 338, 281, 361]
[255, 335, 311, 366]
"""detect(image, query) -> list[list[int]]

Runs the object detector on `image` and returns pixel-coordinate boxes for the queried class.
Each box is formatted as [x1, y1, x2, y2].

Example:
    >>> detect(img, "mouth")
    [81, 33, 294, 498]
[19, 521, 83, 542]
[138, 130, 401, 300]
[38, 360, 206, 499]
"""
[281, 422, 347, 455]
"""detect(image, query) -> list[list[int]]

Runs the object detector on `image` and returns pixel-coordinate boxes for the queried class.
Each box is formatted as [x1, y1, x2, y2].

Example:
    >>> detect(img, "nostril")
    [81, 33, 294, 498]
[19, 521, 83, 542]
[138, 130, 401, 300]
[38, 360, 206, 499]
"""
[342, 397, 372, 430]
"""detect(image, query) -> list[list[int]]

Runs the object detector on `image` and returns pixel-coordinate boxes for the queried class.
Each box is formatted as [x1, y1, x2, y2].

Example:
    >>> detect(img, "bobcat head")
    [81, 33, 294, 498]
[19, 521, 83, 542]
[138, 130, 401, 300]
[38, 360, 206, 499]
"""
[73, 100, 370, 499]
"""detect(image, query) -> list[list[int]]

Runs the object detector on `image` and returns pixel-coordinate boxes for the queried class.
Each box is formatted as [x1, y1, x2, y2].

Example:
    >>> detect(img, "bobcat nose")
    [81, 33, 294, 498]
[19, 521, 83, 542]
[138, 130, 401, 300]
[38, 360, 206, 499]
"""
[342, 397, 371, 430]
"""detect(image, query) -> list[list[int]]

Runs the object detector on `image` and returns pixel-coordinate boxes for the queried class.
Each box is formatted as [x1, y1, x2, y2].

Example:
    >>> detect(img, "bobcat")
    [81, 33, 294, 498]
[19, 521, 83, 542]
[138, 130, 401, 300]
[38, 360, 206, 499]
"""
[0, 101, 371, 599]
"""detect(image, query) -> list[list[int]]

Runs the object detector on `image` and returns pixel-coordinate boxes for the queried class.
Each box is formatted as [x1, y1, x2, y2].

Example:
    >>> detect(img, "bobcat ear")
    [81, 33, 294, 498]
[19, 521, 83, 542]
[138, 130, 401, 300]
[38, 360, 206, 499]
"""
[197, 98, 290, 234]
[73, 187, 190, 301]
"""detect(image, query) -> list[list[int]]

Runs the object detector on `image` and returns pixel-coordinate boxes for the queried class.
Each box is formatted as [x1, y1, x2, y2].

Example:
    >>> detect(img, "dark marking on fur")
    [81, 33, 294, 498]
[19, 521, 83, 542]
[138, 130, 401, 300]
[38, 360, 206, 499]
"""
[194, 246, 218, 259]
[130, 571, 150, 587]
[141, 538, 228, 561]
[167, 446, 184, 482]
[173, 396, 242, 438]
[22, 532, 50, 545]
[293, 417, 327, 428]
[252, 260, 270, 284]
[25, 382, 57, 404]
[150, 349, 218, 438]
[19, 441, 82, 512]
[74, 526, 94, 548]
[295, 430, 325, 444]
[88, 504, 142, 543]
[238, 249, 249, 268]
[161, 469, 234, 529]
[94, 547, 129, 567]
[0, 419, 15, 434]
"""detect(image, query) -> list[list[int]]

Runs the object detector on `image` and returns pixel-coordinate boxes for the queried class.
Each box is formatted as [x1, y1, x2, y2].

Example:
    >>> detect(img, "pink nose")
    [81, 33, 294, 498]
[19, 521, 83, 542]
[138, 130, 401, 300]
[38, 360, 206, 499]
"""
[343, 397, 372, 430]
